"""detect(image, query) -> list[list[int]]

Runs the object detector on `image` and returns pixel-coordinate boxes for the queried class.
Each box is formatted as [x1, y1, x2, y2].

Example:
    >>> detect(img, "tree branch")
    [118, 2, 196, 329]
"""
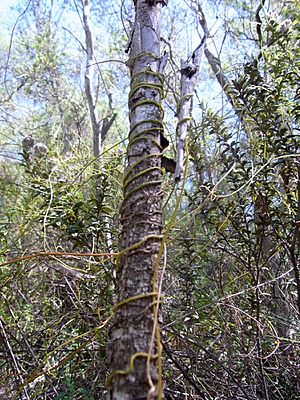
[174, 36, 206, 180]
[82, 0, 101, 158]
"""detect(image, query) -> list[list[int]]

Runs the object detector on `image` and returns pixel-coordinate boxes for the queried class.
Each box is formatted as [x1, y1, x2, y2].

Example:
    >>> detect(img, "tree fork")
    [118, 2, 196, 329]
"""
[107, 1, 167, 399]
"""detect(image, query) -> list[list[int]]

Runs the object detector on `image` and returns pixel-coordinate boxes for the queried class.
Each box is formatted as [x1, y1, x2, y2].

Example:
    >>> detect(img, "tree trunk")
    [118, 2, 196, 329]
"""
[107, 1, 166, 399]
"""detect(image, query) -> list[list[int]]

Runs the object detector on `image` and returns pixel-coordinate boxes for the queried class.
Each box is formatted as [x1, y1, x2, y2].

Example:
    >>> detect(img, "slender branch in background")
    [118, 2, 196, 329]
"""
[3, 0, 32, 93]
[101, 113, 117, 143]
[82, 0, 101, 158]
[87, 59, 127, 66]
[82, 0, 117, 157]
[256, 0, 266, 50]
[203, 47, 232, 97]
[191, 0, 209, 36]
[120, 0, 130, 39]
[190, 0, 241, 113]
[62, 26, 86, 52]
[174, 36, 205, 180]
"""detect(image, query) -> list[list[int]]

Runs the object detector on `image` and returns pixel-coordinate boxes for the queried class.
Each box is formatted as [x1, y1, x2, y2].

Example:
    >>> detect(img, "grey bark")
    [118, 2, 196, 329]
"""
[107, 1, 166, 399]
[175, 39, 205, 180]
[82, 0, 101, 158]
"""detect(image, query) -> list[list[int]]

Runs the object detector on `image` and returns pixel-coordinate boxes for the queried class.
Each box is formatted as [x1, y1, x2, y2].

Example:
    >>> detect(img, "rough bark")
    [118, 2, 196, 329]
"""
[107, 1, 166, 399]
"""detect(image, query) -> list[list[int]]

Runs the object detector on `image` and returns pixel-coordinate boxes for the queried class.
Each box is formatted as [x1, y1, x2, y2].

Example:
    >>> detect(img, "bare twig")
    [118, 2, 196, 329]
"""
[3, 0, 32, 93]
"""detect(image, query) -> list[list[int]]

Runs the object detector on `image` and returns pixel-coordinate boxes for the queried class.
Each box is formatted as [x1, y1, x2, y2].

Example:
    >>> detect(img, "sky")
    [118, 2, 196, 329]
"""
[0, 0, 19, 15]
[0, 0, 20, 29]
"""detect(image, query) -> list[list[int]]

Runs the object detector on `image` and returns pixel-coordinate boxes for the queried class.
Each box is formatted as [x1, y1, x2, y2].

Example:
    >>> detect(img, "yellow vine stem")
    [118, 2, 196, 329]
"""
[118, 234, 164, 257]
[124, 166, 163, 189]
[123, 152, 163, 184]
[105, 293, 162, 386]
[123, 180, 164, 202]
[0, 251, 118, 269]
[14, 238, 165, 398]
[130, 99, 165, 119]
[12, 65, 173, 395]
[106, 66, 169, 389]
[132, 68, 164, 86]
[106, 352, 158, 387]
[128, 127, 163, 144]
[176, 116, 193, 130]
[129, 119, 163, 137]
[147, 141, 190, 399]
[129, 82, 164, 99]
[112, 291, 159, 313]
[0, 234, 164, 273]
[128, 136, 162, 152]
